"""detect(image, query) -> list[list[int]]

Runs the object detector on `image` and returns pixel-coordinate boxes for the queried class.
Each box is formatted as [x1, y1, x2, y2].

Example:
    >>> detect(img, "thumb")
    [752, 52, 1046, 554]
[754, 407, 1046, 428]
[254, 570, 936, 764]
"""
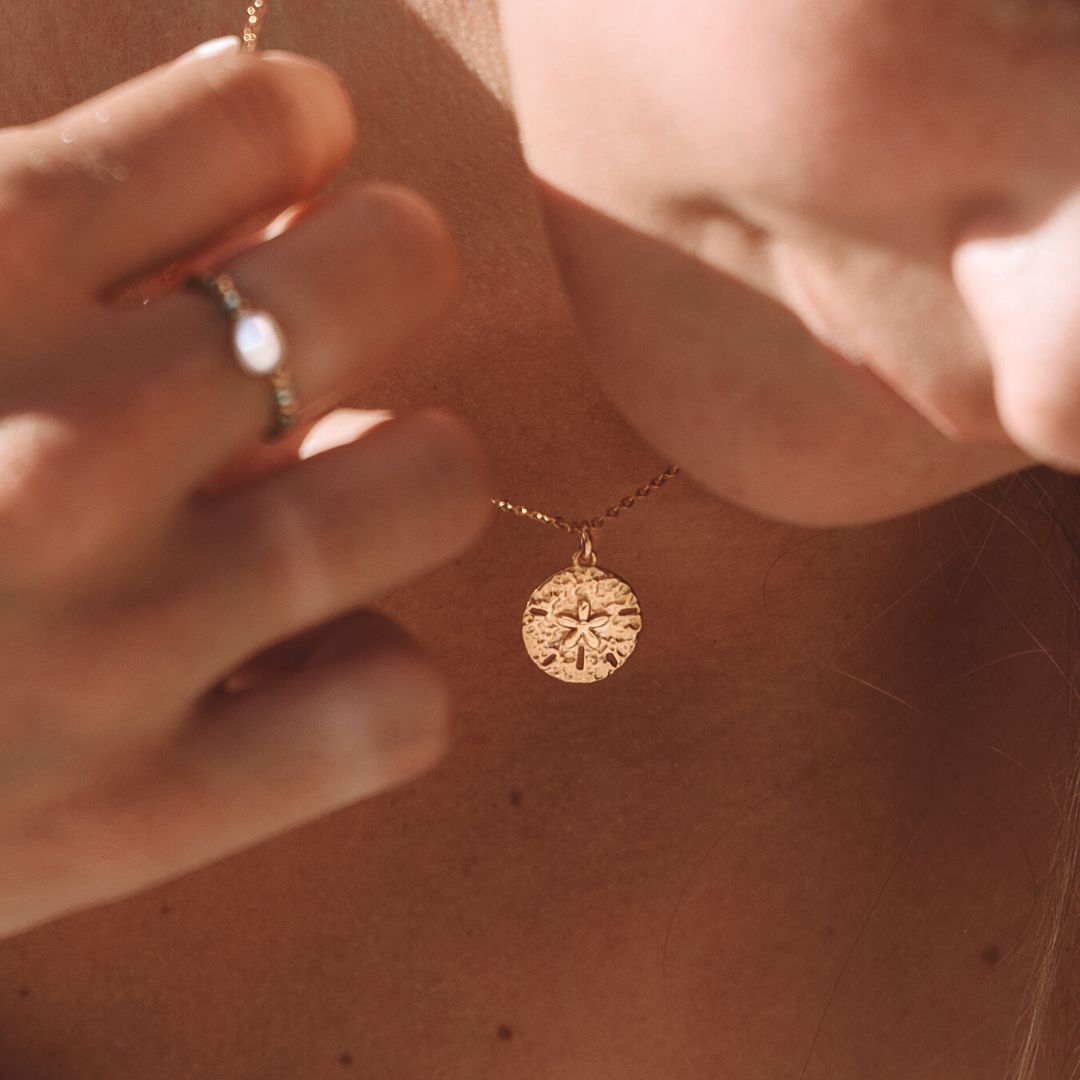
[28, 611, 449, 932]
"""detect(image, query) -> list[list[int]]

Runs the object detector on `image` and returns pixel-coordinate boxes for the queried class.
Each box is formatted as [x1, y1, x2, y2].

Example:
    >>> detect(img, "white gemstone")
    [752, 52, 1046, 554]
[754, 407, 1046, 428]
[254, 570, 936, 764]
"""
[233, 311, 284, 376]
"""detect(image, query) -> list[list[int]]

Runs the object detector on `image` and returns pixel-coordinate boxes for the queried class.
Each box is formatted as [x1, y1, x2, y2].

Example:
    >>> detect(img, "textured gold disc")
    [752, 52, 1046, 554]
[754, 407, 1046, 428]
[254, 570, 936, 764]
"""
[521, 563, 642, 683]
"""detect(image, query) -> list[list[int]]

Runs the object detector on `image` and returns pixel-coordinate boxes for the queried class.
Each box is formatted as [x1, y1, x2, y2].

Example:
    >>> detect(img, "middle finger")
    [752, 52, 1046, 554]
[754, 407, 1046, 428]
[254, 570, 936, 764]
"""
[9, 45, 355, 300]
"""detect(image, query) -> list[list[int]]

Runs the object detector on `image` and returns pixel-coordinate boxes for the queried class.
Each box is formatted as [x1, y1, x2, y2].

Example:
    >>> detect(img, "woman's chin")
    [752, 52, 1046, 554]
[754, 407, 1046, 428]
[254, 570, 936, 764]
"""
[592, 370, 1030, 527]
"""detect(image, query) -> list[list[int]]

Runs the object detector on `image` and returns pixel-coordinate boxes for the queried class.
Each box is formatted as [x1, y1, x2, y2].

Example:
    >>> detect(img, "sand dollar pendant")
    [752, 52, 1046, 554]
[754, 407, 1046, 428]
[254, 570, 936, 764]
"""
[521, 528, 642, 683]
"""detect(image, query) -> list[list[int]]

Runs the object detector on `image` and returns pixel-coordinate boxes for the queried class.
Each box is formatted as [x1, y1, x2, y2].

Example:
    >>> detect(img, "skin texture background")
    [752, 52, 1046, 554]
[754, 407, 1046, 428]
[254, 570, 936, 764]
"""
[0, 2, 1070, 1077]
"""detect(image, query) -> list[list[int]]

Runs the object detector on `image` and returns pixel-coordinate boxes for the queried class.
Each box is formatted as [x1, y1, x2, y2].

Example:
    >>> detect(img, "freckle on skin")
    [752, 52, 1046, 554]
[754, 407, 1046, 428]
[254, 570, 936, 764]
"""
[980, 945, 1002, 966]
[160, 903, 173, 915]
[497, 1025, 513, 1041]
[509, 789, 523, 807]
[338, 1052, 353, 1066]
[17, 988, 29, 998]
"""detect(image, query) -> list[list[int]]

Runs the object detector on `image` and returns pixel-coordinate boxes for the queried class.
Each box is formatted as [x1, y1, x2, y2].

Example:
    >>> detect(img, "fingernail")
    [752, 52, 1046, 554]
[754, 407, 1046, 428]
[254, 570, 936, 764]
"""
[299, 409, 396, 459]
[176, 36, 241, 66]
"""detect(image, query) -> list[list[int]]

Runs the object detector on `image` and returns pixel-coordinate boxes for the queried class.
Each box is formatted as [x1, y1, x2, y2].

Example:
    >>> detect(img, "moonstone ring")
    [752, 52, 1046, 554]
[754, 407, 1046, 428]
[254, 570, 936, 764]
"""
[187, 270, 299, 440]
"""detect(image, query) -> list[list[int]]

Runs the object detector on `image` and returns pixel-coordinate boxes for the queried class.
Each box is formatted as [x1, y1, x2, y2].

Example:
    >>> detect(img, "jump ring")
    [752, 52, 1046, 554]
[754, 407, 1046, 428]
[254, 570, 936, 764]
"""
[573, 526, 597, 568]
[186, 271, 299, 441]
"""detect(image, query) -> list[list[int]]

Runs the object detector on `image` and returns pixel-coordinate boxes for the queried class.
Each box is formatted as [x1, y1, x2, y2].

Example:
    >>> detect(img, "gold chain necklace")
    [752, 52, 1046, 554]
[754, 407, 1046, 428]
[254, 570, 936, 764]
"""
[491, 468, 679, 682]
[241, 1, 680, 682]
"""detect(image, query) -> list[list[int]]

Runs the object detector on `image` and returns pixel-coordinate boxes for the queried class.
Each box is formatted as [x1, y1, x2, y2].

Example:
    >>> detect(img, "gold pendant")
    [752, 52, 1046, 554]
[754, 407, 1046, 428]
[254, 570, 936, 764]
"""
[521, 529, 642, 683]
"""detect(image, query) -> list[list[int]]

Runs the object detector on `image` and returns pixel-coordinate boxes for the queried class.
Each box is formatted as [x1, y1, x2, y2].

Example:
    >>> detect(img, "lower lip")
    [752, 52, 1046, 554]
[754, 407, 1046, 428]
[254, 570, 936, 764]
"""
[817, 338, 930, 422]
[777, 255, 939, 425]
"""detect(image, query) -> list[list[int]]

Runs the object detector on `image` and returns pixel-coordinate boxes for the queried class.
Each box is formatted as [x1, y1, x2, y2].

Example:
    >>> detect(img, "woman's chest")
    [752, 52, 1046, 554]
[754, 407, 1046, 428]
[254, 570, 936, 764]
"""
[0, 641, 1048, 1080]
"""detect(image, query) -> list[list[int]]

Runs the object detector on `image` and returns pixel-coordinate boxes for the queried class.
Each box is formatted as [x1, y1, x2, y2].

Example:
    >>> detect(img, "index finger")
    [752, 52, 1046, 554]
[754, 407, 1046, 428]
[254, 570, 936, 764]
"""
[3, 41, 356, 300]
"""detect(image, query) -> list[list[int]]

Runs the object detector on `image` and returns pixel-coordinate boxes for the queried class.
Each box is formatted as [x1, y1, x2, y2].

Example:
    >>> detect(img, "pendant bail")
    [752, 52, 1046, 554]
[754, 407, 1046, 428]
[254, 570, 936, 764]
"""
[574, 525, 598, 568]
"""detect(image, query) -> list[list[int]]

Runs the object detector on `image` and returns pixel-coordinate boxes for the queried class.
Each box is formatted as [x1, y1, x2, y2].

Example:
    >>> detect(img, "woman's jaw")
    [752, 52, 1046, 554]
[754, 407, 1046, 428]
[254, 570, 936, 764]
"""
[494, 0, 1080, 524]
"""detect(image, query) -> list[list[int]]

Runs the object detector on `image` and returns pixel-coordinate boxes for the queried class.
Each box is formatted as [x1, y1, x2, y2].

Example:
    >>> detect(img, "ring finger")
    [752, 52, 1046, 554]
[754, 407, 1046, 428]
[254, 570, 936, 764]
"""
[94, 181, 460, 495]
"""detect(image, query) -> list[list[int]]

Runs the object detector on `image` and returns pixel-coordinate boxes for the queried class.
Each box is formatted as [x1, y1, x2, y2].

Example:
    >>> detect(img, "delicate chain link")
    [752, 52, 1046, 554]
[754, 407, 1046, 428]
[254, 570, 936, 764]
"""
[241, 2, 680, 534]
[492, 465, 681, 536]
[242, 0, 269, 51]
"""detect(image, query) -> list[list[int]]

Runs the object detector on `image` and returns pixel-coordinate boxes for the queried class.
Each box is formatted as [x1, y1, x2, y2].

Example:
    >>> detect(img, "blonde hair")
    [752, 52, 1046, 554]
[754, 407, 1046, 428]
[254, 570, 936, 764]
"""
[1009, 473, 1080, 1079]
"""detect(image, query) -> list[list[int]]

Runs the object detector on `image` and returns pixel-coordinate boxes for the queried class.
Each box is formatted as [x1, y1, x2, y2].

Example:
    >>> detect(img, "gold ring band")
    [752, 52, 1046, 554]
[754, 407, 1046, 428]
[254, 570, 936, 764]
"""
[187, 271, 299, 441]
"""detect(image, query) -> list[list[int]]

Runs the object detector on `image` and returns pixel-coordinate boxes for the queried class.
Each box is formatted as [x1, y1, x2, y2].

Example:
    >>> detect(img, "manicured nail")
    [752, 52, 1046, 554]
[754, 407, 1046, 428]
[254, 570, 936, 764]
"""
[299, 409, 397, 459]
[176, 36, 241, 66]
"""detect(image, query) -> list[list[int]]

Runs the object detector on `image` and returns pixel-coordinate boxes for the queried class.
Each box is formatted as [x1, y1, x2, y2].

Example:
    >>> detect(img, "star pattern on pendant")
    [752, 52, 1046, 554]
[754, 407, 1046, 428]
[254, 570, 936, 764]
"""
[521, 564, 641, 683]
[556, 598, 611, 654]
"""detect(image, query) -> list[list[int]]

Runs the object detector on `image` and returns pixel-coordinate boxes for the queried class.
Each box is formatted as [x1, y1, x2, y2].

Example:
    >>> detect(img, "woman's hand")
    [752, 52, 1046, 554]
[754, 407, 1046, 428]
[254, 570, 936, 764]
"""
[0, 39, 490, 937]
